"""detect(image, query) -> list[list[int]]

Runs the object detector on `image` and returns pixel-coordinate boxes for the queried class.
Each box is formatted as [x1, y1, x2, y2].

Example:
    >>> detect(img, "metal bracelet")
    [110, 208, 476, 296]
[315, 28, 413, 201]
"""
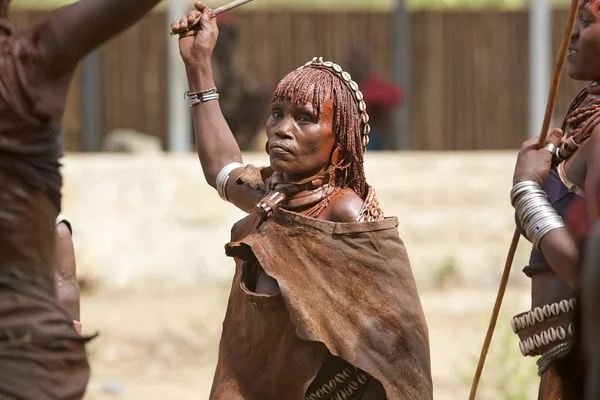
[215, 162, 244, 202]
[532, 217, 565, 250]
[186, 88, 220, 106]
[511, 180, 542, 206]
[201, 91, 220, 102]
[513, 183, 565, 249]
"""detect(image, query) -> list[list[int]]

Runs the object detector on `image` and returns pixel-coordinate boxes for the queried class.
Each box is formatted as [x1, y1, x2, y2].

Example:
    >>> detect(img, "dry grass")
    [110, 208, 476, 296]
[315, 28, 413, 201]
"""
[79, 283, 539, 400]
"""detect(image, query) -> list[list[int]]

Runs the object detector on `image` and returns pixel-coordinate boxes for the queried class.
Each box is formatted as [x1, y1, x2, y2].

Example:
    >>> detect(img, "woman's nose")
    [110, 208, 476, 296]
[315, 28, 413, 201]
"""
[275, 117, 294, 139]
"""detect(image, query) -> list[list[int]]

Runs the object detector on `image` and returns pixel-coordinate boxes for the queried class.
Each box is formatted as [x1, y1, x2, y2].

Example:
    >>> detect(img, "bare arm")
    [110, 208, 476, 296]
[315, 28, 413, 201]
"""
[531, 127, 600, 289]
[53, 222, 80, 321]
[37, 0, 163, 77]
[537, 229, 580, 289]
[514, 130, 580, 289]
[172, 3, 264, 213]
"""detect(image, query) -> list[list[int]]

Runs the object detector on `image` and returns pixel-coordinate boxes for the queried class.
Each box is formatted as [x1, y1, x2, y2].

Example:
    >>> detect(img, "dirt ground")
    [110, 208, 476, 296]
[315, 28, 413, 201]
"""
[80, 283, 541, 400]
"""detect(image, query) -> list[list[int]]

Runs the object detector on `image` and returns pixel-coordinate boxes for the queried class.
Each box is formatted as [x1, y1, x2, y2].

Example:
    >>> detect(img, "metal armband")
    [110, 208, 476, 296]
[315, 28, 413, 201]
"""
[216, 162, 244, 202]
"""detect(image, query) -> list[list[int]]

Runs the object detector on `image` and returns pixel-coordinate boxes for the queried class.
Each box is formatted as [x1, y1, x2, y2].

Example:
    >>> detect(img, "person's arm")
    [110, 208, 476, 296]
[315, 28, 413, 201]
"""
[53, 221, 80, 321]
[536, 229, 580, 289]
[35, 0, 163, 77]
[171, 2, 264, 214]
[513, 130, 580, 289]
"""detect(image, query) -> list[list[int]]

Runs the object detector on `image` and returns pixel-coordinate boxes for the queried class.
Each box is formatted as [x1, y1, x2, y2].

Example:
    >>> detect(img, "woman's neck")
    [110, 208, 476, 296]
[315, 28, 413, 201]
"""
[281, 165, 330, 185]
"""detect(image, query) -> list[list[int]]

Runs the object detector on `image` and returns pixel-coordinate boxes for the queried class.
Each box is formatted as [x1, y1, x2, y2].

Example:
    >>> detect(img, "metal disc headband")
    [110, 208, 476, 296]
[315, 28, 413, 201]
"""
[297, 56, 371, 150]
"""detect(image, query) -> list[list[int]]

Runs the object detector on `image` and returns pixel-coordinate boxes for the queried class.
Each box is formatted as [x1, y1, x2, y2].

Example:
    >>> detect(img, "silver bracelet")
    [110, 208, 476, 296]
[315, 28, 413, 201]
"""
[186, 88, 220, 107]
[511, 180, 542, 206]
[215, 162, 244, 202]
[511, 181, 565, 250]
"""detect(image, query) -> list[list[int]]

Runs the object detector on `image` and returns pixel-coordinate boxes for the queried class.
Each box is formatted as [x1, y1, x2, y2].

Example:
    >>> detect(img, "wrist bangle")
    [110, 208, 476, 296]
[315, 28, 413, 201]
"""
[511, 181, 565, 250]
[185, 88, 220, 106]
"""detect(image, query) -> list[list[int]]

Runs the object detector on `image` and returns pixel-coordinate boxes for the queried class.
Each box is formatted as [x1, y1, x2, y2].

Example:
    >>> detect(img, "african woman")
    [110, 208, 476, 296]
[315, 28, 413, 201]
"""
[0, 0, 163, 398]
[170, 3, 433, 399]
[508, 1, 600, 398]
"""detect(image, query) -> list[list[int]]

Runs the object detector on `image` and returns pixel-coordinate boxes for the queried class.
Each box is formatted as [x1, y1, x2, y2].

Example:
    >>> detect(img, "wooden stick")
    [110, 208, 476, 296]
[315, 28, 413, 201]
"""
[169, 0, 255, 36]
[537, 0, 580, 148]
[468, 1, 580, 399]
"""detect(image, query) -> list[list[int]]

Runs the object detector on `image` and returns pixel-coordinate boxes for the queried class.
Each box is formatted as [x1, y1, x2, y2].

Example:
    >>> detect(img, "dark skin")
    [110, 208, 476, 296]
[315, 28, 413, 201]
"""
[171, 2, 364, 222]
[0, 0, 163, 297]
[513, 1, 600, 397]
[514, 1, 600, 292]
[2, 0, 165, 127]
[171, 6, 388, 397]
[53, 222, 79, 321]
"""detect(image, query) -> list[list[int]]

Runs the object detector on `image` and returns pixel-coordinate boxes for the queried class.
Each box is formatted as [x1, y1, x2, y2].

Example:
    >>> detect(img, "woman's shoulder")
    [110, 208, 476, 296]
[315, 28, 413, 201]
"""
[322, 188, 365, 223]
[322, 186, 384, 223]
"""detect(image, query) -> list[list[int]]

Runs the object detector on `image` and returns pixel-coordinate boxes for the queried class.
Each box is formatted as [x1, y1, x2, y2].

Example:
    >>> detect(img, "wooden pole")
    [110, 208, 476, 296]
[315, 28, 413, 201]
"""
[468, 1, 580, 399]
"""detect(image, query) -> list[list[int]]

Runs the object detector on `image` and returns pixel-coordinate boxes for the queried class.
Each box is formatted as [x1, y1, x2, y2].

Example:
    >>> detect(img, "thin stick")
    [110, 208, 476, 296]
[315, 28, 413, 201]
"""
[468, 1, 580, 399]
[468, 230, 520, 400]
[169, 0, 255, 36]
[537, 0, 580, 148]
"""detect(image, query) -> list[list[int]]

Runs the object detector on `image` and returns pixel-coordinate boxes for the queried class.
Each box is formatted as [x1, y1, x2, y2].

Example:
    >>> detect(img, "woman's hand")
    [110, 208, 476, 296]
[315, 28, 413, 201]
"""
[513, 128, 563, 186]
[170, 2, 219, 71]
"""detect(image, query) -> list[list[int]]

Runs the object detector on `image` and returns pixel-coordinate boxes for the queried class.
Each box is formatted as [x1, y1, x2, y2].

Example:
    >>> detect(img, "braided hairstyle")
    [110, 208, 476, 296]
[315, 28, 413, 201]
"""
[271, 58, 371, 198]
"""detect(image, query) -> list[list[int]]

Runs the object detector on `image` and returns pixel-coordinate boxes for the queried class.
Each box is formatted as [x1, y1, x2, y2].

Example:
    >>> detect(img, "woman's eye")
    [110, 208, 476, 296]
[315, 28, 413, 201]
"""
[298, 114, 313, 123]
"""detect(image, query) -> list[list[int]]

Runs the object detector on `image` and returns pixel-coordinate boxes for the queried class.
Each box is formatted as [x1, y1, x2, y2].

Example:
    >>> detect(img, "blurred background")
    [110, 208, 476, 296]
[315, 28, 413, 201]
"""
[8, 0, 582, 398]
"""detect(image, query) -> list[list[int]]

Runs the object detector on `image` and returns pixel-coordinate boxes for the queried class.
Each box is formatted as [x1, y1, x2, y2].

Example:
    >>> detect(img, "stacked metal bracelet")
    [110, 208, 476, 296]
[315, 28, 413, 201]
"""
[511, 180, 565, 250]
[216, 162, 244, 202]
[186, 87, 220, 107]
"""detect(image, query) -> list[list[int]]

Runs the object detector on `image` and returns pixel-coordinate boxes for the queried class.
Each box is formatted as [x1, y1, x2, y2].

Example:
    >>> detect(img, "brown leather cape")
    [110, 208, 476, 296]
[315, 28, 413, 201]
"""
[209, 208, 433, 400]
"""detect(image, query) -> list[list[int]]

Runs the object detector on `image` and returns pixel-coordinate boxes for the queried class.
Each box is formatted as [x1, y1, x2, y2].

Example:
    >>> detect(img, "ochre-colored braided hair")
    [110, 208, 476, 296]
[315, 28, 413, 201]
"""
[271, 57, 371, 198]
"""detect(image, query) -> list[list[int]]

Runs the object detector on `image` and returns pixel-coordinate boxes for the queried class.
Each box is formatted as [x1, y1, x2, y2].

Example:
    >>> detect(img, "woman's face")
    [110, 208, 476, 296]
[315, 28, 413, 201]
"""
[568, 1, 600, 81]
[265, 87, 335, 182]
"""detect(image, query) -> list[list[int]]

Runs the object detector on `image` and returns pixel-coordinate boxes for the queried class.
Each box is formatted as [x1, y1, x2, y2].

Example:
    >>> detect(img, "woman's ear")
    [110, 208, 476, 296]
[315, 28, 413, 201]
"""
[331, 146, 347, 166]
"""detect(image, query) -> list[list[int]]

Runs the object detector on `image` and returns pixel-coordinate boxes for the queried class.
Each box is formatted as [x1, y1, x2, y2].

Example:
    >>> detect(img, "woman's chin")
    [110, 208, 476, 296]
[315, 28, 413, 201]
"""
[566, 65, 594, 82]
